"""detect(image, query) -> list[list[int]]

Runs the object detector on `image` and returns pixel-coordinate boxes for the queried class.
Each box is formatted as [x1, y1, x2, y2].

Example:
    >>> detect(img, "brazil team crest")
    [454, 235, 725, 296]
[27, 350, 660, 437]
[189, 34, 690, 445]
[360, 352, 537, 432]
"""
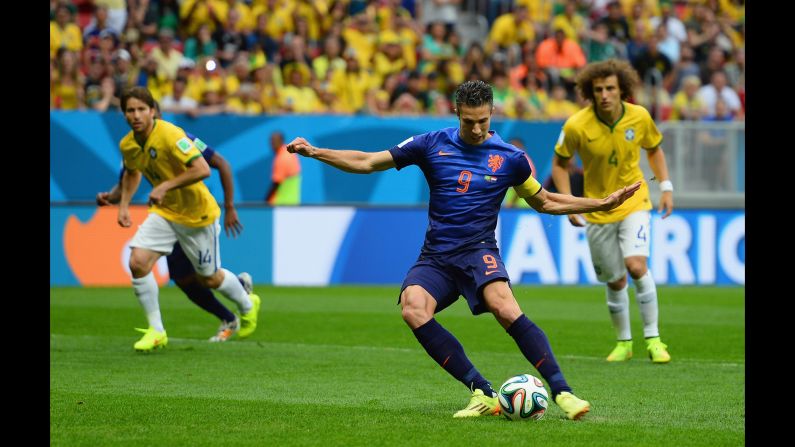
[625, 128, 635, 141]
[149, 148, 157, 159]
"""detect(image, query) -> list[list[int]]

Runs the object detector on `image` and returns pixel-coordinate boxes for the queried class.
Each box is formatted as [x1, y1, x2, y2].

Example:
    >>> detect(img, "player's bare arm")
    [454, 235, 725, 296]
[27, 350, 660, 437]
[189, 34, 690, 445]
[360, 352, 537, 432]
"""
[148, 155, 211, 205]
[526, 182, 641, 215]
[647, 146, 673, 219]
[551, 154, 586, 227]
[287, 137, 396, 173]
[118, 168, 142, 227]
[209, 152, 243, 237]
[97, 183, 121, 206]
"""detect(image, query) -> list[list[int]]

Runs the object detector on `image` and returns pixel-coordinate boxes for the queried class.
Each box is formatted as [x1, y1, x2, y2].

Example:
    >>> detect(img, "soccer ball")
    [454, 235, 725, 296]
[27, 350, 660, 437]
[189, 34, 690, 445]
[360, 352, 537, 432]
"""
[498, 374, 549, 421]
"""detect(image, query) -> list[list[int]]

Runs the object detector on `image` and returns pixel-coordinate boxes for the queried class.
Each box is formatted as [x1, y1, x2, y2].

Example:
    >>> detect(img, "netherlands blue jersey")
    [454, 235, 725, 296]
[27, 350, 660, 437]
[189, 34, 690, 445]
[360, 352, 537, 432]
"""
[118, 132, 215, 182]
[389, 127, 533, 256]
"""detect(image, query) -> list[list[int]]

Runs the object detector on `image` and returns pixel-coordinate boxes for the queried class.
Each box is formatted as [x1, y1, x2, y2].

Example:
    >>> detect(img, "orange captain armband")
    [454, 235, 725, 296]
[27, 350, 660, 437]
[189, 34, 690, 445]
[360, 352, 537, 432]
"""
[514, 175, 543, 198]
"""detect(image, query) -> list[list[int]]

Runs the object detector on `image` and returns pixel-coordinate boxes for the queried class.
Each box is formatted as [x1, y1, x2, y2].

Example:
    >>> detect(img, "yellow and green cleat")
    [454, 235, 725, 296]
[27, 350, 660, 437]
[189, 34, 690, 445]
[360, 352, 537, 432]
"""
[238, 294, 261, 339]
[133, 327, 168, 352]
[554, 391, 591, 420]
[453, 389, 501, 418]
[606, 340, 634, 362]
[646, 337, 671, 363]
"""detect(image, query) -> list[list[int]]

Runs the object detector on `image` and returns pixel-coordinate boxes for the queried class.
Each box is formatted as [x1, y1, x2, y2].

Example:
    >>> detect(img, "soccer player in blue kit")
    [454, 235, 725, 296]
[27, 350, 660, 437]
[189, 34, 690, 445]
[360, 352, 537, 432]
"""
[96, 103, 259, 343]
[287, 80, 641, 420]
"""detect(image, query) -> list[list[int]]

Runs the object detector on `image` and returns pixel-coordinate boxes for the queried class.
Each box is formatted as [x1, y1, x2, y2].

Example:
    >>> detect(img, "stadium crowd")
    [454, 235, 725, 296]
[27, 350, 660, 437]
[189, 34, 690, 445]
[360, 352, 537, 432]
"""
[50, 0, 744, 122]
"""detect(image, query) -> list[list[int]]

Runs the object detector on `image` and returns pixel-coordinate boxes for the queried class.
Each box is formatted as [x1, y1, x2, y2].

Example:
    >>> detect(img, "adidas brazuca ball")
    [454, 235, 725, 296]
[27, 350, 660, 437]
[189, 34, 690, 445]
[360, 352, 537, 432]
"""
[498, 374, 549, 421]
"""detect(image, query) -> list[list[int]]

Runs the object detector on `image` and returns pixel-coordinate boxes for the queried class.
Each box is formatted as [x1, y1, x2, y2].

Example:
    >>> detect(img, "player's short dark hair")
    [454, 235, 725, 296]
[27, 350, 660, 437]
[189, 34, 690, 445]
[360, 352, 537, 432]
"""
[575, 59, 640, 103]
[454, 80, 493, 112]
[120, 86, 156, 112]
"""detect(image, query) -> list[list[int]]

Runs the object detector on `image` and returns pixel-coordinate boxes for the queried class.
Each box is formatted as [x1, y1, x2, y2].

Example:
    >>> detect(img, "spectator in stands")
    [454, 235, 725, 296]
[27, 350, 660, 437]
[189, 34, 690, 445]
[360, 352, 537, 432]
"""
[723, 46, 744, 92]
[343, 13, 378, 70]
[91, 76, 120, 112]
[551, 0, 588, 44]
[83, 5, 114, 48]
[94, 0, 127, 36]
[421, 0, 461, 28]
[266, 131, 302, 205]
[545, 84, 580, 120]
[313, 36, 346, 82]
[586, 21, 620, 62]
[151, 28, 184, 81]
[654, 23, 679, 64]
[649, 0, 687, 44]
[224, 56, 252, 94]
[462, 42, 492, 84]
[160, 76, 200, 114]
[226, 82, 264, 115]
[279, 36, 314, 74]
[420, 21, 456, 73]
[702, 97, 736, 122]
[698, 46, 726, 86]
[84, 57, 110, 110]
[391, 71, 431, 112]
[247, 12, 280, 64]
[535, 27, 586, 95]
[697, 70, 741, 118]
[329, 48, 374, 114]
[631, 31, 673, 90]
[669, 75, 706, 121]
[280, 63, 325, 114]
[193, 56, 225, 109]
[597, 1, 630, 44]
[687, 8, 733, 63]
[112, 49, 138, 101]
[490, 71, 516, 116]
[137, 0, 181, 41]
[51, 4, 83, 58]
[253, 63, 282, 113]
[183, 24, 218, 62]
[180, 0, 228, 36]
[213, 7, 248, 69]
[509, 44, 548, 91]
[487, 5, 534, 66]
[375, 31, 409, 85]
[52, 49, 85, 110]
[668, 43, 700, 93]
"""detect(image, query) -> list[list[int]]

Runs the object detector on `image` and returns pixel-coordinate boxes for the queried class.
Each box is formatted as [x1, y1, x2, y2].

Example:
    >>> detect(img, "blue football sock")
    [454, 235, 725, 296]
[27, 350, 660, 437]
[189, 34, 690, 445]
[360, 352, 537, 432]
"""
[507, 314, 572, 399]
[413, 319, 495, 397]
[177, 280, 237, 323]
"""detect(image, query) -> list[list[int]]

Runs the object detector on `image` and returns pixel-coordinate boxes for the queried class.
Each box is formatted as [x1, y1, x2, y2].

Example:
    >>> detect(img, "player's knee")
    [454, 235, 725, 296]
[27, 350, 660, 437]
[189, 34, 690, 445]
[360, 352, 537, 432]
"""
[607, 276, 627, 290]
[128, 256, 152, 278]
[625, 260, 648, 280]
[487, 289, 521, 324]
[196, 272, 222, 288]
[400, 287, 431, 326]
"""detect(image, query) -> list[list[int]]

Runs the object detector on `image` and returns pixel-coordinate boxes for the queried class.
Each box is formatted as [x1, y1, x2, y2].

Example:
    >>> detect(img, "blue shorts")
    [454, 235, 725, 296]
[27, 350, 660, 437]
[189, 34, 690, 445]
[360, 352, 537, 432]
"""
[399, 247, 511, 315]
[166, 242, 196, 281]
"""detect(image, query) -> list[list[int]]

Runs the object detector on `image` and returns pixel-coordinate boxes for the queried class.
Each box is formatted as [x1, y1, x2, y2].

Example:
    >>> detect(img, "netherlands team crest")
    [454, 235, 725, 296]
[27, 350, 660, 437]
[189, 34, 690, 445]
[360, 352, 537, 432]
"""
[488, 154, 504, 173]
[625, 128, 635, 141]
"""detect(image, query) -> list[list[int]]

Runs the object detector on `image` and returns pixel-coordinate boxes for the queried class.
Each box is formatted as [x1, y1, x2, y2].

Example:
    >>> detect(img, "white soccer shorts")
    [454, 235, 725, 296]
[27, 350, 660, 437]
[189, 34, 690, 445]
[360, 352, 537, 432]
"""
[129, 213, 222, 276]
[585, 210, 651, 283]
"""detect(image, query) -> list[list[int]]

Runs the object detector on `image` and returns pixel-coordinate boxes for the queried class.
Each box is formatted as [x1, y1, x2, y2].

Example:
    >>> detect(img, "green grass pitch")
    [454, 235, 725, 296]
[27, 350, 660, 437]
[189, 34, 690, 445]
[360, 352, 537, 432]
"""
[51, 285, 744, 446]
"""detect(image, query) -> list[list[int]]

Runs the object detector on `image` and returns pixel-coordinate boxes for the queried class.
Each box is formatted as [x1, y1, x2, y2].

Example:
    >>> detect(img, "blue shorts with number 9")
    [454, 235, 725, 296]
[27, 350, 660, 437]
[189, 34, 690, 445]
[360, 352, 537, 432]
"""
[398, 248, 511, 315]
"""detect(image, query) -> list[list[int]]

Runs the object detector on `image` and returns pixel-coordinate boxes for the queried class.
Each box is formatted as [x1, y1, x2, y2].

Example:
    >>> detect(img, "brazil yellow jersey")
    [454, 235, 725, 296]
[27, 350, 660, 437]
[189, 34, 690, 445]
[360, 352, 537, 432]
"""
[119, 119, 220, 227]
[555, 102, 662, 224]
